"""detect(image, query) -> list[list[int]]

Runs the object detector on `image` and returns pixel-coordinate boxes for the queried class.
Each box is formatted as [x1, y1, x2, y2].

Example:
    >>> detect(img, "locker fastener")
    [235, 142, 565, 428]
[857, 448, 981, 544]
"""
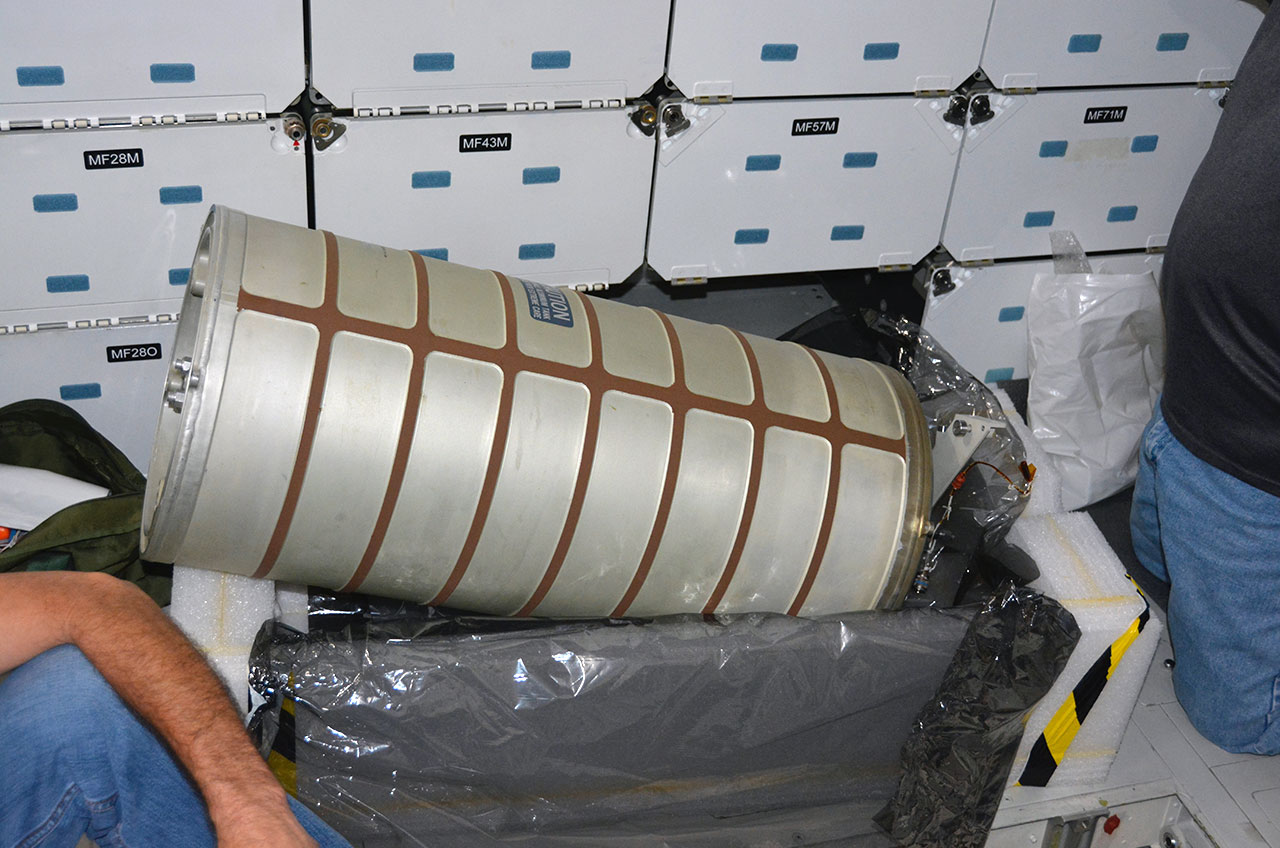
[968, 95, 995, 126]
[942, 96, 969, 127]
[311, 114, 345, 151]
[662, 104, 690, 137]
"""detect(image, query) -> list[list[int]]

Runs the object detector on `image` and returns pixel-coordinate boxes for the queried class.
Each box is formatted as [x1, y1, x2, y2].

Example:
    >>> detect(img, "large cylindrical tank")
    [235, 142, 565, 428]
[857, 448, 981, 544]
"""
[143, 206, 931, 617]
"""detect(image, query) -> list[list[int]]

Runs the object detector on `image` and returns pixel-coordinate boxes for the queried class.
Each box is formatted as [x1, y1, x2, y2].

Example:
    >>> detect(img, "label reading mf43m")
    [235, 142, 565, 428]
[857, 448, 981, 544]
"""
[459, 133, 512, 153]
[84, 148, 144, 170]
[520, 279, 573, 327]
[106, 343, 162, 363]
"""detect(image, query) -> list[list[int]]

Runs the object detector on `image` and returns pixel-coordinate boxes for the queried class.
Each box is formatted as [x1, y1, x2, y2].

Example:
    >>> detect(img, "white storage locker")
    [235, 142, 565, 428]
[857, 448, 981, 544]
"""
[0, 121, 307, 331]
[982, 0, 1265, 90]
[667, 0, 995, 99]
[647, 97, 962, 282]
[309, 0, 671, 112]
[0, 0, 303, 117]
[313, 109, 654, 288]
[941, 86, 1224, 263]
[0, 322, 175, 470]
[921, 252, 1164, 384]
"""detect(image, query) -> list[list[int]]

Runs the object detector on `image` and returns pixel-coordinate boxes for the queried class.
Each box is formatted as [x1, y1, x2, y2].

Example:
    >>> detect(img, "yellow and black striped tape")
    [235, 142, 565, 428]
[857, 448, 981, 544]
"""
[1016, 577, 1151, 787]
[266, 690, 299, 796]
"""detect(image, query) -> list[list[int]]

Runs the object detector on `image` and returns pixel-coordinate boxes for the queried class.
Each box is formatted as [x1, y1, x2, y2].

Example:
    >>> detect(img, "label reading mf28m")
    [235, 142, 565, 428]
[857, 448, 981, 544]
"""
[106, 343, 162, 363]
[459, 133, 512, 153]
[792, 117, 840, 136]
[83, 148, 144, 170]
[520, 279, 573, 327]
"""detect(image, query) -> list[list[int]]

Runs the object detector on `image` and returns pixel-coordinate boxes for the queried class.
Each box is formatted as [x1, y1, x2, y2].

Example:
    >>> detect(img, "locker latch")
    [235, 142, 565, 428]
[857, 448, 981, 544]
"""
[662, 104, 691, 137]
[968, 95, 995, 126]
[931, 268, 956, 296]
[942, 95, 969, 127]
[629, 104, 658, 137]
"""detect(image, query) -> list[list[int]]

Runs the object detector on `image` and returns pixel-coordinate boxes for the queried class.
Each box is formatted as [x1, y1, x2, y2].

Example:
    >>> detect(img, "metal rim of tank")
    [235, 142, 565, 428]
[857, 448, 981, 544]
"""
[874, 365, 933, 610]
[141, 205, 247, 562]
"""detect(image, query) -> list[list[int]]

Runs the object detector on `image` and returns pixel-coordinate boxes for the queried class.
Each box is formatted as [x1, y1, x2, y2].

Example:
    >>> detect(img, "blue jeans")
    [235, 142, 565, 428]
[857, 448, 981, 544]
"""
[0, 644, 351, 848]
[1131, 404, 1280, 754]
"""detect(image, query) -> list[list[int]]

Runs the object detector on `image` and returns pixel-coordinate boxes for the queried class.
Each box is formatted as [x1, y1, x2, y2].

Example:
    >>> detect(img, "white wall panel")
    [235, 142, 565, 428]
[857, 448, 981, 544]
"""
[0, 0, 303, 116]
[982, 0, 1264, 89]
[310, 0, 671, 110]
[922, 252, 1164, 383]
[668, 0, 995, 98]
[0, 323, 175, 470]
[647, 97, 961, 282]
[0, 122, 307, 330]
[942, 86, 1224, 263]
[313, 110, 653, 288]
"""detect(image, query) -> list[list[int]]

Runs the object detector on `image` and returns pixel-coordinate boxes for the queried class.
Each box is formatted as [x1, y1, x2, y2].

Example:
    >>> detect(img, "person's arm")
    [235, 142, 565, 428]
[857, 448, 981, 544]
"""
[0, 570, 316, 848]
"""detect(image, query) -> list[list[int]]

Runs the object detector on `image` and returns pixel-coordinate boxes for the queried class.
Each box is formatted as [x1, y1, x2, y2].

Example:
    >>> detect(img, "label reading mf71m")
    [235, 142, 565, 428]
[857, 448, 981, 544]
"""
[459, 133, 512, 153]
[84, 148, 144, 170]
[106, 343, 162, 363]
[1083, 106, 1128, 124]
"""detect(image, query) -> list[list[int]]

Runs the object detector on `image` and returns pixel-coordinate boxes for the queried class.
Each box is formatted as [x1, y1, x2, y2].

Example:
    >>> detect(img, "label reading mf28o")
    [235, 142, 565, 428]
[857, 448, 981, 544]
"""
[459, 133, 512, 153]
[83, 148, 144, 170]
[106, 343, 163, 363]
[520, 279, 573, 327]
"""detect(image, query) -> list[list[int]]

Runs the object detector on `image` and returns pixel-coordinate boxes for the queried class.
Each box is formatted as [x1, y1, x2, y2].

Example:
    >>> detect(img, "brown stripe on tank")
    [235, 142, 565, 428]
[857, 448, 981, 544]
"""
[515, 294, 605, 617]
[610, 310, 688, 618]
[250, 230, 341, 580]
[700, 330, 769, 616]
[340, 251, 432, 593]
[787, 349, 845, 616]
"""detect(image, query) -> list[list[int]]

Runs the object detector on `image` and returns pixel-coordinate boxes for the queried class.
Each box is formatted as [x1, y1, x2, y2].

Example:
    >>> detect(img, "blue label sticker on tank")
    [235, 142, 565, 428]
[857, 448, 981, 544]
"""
[1024, 210, 1055, 228]
[46, 274, 90, 293]
[984, 368, 1015, 383]
[150, 63, 195, 83]
[1068, 34, 1102, 53]
[168, 268, 190, 286]
[1131, 135, 1159, 153]
[413, 52, 455, 72]
[159, 185, 202, 205]
[863, 42, 900, 61]
[531, 50, 571, 70]
[520, 278, 573, 327]
[831, 225, 865, 241]
[33, 193, 78, 213]
[1108, 205, 1138, 223]
[59, 383, 102, 401]
[998, 306, 1025, 323]
[760, 43, 799, 62]
[414, 248, 449, 260]
[1039, 140, 1069, 158]
[1157, 32, 1190, 52]
[17, 65, 64, 86]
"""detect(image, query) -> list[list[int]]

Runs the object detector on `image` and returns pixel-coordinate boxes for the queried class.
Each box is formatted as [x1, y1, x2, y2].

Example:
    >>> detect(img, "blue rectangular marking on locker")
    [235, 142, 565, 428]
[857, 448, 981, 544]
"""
[159, 185, 203, 205]
[863, 43, 900, 61]
[761, 43, 799, 62]
[1024, 211, 1056, 228]
[150, 63, 196, 83]
[745, 155, 782, 171]
[985, 367, 1015, 383]
[412, 170, 452, 189]
[1131, 135, 1159, 153]
[1039, 140, 1069, 158]
[1108, 205, 1139, 222]
[522, 166, 561, 185]
[33, 193, 78, 213]
[734, 228, 770, 245]
[413, 52, 455, 72]
[831, 226, 865, 241]
[843, 152, 878, 169]
[16, 66, 64, 86]
[46, 275, 91, 293]
[1068, 34, 1103, 53]
[169, 268, 191, 286]
[998, 306, 1025, 322]
[1156, 32, 1190, 52]
[519, 242, 556, 260]
[60, 383, 103, 401]
[531, 50, 571, 69]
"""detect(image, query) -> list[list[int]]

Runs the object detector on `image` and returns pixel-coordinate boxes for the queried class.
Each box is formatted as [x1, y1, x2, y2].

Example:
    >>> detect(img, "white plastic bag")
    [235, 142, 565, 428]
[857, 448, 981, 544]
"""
[1026, 265, 1164, 511]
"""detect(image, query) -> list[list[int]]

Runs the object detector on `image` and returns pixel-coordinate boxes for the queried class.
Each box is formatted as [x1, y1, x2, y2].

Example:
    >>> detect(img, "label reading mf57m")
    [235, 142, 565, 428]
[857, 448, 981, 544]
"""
[84, 148, 144, 170]
[459, 133, 512, 153]
[1084, 106, 1128, 124]
[520, 279, 573, 327]
[106, 343, 162, 363]
[792, 117, 839, 136]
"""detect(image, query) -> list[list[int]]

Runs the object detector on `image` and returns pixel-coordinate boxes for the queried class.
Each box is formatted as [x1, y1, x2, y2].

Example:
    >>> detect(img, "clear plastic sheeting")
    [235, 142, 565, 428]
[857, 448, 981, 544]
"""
[876, 587, 1081, 848]
[248, 596, 975, 846]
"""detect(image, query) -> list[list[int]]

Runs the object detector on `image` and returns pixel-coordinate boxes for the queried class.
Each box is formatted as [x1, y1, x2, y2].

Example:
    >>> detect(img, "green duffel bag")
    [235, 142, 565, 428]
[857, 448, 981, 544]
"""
[0, 399, 169, 605]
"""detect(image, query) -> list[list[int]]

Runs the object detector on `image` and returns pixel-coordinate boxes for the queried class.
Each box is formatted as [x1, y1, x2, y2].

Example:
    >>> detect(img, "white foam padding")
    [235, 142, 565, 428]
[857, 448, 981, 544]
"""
[169, 565, 277, 715]
[1005, 512, 1163, 787]
[991, 387, 1064, 517]
[273, 581, 310, 633]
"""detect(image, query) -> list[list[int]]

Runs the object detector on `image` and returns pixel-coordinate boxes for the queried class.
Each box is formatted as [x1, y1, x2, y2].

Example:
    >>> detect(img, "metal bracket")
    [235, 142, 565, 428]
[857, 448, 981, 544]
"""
[931, 415, 1006, 504]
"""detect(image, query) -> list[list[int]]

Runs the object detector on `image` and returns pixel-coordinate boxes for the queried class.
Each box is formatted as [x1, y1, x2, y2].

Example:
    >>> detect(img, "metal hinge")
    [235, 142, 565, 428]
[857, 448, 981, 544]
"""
[0, 311, 180, 336]
[0, 95, 268, 133]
